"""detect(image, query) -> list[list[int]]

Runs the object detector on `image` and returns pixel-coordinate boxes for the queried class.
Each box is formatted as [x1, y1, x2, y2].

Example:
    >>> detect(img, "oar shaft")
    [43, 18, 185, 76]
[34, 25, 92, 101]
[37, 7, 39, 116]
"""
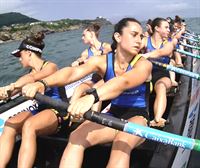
[151, 61, 200, 80]
[185, 32, 200, 39]
[180, 42, 200, 50]
[181, 35, 199, 42]
[176, 49, 200, 59]
[86, 111, 200, 151]
[124, 122, 200, 151]
[34, 93, 200, 151]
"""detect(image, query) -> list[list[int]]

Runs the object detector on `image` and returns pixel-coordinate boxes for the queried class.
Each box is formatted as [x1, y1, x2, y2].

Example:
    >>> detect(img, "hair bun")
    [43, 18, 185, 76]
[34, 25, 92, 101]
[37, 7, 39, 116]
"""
[93, 23, 100, 31]
[34, 32, 45, 42]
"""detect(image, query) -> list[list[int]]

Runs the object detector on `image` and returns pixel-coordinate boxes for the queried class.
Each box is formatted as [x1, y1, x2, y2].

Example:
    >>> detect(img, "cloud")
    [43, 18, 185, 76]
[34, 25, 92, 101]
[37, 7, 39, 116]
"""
[0, 0, 25, 13]
[155, 2, 189, 12]
[0, 0, 38, 18]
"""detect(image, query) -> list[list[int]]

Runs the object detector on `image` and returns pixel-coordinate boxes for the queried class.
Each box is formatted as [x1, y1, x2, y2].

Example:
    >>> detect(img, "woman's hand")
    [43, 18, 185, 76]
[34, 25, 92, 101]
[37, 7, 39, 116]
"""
[68, 94, 95, 119]
[22, 82, 45, 99]
[71, 58, 85, 67]
[0, 87, 9, 100]
[141, 53, 150, 59]
[0, 83, 15, 100]
[71, 60, 80, 67]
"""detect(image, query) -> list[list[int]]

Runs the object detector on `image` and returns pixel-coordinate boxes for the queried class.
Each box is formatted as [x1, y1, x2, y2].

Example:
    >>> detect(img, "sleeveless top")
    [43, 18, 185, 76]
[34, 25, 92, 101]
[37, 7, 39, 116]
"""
[88, 42, 104, 58]
[103, 52, 147, 108]
[33, 61, 61, 100]
[88, 43, 104, 83]
[146, 37, 171, 71]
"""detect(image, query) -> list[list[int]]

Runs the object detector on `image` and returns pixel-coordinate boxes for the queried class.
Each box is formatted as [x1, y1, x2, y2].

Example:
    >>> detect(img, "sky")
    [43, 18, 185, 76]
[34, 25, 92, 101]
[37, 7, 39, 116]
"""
[0, 0, 200, 22]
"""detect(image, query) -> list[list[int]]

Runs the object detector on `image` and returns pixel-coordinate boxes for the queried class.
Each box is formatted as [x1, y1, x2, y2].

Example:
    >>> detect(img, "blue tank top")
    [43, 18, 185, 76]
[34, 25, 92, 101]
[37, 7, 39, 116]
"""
[45, 87, 61, 100]
[146, 37, 170, 66]
[104, 52, 147, 108]
[88, 42, 104, 58]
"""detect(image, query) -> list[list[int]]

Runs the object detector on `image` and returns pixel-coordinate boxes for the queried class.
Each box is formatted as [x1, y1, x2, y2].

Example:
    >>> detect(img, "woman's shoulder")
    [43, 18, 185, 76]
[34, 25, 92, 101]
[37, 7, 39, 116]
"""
[137, 56, 152, 70]
[102, 42, 112, 53]
[42, 60, 58, 71]
[102, 42, 111, 48]
[80, 49, 89, 58]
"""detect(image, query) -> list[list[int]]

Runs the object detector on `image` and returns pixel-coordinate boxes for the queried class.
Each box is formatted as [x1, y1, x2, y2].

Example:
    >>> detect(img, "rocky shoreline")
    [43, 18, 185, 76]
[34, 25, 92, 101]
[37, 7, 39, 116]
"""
[0, 24, 81, 44]
[0, 17, 112, 44]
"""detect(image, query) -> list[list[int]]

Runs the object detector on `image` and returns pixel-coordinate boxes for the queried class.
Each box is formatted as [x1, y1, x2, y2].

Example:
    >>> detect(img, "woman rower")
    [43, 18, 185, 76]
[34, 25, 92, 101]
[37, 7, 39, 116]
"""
[71, 23, 111, 66]
[22, 17, 152, 168]
[0, 32, 66, 168]
[71, 23, 111, 113]
[141, 17, 185, 127]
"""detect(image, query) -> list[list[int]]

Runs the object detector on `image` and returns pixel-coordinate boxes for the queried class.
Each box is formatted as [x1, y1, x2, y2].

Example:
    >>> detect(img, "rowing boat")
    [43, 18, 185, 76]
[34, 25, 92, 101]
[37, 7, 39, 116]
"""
[1, 34, 200, 168]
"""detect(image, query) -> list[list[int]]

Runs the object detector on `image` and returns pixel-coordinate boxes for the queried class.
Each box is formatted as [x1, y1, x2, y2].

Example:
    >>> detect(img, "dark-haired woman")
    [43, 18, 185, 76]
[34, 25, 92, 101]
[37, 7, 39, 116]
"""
[144, 19, 153, 37]
[141, 18, 177, 127]
[0, 32, 65, 168]
[142, 17, 186, 127]
[22, 18, 152, 168]
[71, 23, 111, 112]
[71, 23, 111, 66]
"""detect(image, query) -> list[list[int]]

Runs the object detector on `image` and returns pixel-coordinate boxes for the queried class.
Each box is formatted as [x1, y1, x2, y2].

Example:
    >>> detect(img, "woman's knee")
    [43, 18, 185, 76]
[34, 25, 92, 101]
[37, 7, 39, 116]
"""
[69, 129, 90, 148]
[22, 119, 36, 136]
[3, 120, 19, 135]
[1, 126, 17, 138]
[113, 134, 145, 154]
[155, 82, 166, 92]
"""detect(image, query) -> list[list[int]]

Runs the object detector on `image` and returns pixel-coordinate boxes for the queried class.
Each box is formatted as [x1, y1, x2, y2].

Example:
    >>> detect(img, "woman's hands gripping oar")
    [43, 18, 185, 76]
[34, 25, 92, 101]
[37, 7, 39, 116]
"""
[34, 92, 200, 152]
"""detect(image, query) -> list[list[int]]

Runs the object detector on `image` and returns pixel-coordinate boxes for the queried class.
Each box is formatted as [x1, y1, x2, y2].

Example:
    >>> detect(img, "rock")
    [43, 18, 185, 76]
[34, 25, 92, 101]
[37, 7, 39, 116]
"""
[0, 32, 11, 41]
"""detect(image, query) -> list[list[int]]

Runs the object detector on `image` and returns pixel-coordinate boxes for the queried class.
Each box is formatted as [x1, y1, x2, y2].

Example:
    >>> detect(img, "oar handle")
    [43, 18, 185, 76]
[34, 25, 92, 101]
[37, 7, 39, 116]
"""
[151, 61, 200, 80]
[35, 93, 68, 117]
[176, 49, 200, 59]
[34, 92, 126, 130]
[34, 93, 200, 151]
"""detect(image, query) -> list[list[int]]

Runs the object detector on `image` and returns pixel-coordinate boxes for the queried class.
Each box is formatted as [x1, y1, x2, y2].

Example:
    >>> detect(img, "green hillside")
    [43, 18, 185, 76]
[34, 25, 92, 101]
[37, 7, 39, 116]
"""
[0, 12, 39, 27]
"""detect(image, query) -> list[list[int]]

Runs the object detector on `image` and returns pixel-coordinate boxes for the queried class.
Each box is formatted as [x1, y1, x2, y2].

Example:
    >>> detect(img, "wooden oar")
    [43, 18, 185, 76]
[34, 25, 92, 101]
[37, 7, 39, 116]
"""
[34, 93, 200, 152]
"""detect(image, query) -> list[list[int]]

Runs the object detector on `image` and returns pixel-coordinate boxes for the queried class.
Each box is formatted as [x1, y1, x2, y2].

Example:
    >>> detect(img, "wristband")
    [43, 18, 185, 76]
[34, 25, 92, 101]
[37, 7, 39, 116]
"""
[85, 88, 99, 103]
[78, 60, 84, 65]
[37, 80, 49, 91]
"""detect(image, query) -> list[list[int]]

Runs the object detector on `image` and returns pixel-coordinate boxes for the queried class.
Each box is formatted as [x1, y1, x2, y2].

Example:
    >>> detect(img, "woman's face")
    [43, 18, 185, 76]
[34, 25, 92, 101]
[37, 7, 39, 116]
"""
[156, 21, 170, 38]
[19, 50, 31, 68]
[82, 29, 93, 44]
[146, 24, 152, 33]
[117, 21, 143, 56]
[173, 22, 181, 32]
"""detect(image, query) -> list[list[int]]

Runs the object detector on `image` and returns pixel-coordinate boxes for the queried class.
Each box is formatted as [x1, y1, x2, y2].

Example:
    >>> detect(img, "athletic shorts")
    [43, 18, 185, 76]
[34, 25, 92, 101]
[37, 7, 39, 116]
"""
[91, 73, 102, 83]
[30, 103, 69, 132]
[152, 69, 170, 86]
[107, 105, 149, 123]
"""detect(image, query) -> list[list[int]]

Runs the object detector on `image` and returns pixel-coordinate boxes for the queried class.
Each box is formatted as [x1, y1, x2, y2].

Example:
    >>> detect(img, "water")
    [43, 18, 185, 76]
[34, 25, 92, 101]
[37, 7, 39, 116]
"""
[0, 25, 113, 86]
[0, 18, 199, 86]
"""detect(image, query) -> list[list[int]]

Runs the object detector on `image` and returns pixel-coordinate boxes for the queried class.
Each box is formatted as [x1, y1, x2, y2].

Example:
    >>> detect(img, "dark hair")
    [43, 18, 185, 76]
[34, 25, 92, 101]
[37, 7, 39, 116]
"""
[24, 32, 45, 55]
[85, 23, 101, 37]
[151, 17, 167, 33]
[146, 19, 152, 26]
[166, 17, 173, 22]
[111, 18, 141, 52]
[11, 32, 45, 57]
[174, 15, 182, 24]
